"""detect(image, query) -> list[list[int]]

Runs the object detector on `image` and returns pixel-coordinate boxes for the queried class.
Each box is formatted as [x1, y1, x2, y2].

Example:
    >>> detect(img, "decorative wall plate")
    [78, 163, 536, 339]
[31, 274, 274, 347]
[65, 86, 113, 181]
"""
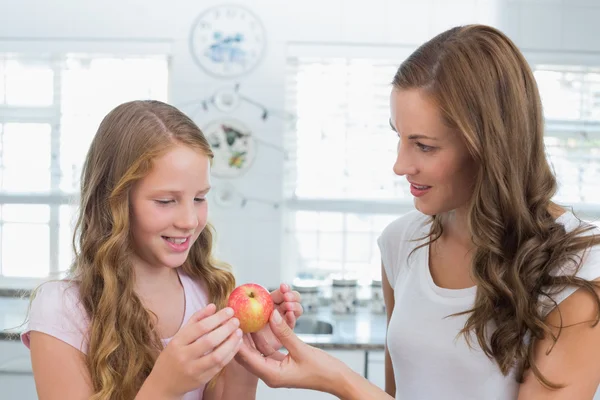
[189, 4, 266, 78]
[204, 118, 256, 178]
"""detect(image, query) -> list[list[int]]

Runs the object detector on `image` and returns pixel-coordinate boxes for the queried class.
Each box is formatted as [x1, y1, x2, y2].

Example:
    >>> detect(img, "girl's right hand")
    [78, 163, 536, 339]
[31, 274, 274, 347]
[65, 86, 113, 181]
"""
[147, 304, 243, 397]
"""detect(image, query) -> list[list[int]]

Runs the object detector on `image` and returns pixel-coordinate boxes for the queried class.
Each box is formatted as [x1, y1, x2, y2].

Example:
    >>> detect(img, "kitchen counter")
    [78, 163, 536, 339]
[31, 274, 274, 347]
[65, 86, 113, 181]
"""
[296, 307, 386, 350]
[0, 296, 30, 342]
[0, 296, 387, 350]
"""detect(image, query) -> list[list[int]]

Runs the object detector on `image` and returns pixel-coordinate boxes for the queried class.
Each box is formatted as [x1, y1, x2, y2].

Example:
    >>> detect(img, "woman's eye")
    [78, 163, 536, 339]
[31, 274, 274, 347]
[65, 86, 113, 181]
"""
[194, 198, 206, 203]
[155, 199, 174, 205]
[417, 142, 434, 152]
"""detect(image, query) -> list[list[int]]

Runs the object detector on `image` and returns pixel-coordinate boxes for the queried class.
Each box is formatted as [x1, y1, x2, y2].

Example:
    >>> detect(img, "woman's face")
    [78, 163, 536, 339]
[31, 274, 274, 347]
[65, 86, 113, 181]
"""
[390, 88, 476, 215]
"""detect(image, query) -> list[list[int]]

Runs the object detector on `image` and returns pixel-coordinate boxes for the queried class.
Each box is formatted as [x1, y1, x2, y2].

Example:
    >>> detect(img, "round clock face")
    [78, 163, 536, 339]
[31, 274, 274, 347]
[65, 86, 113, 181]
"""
[189, 5, 266, 78]
[204, 118, 256, 178]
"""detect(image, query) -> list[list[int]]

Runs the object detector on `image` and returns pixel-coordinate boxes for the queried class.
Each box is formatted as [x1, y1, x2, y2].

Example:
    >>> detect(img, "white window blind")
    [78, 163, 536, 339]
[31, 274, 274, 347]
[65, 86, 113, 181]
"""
[284, 56, 600, 283]
[0, 53, 169, 282]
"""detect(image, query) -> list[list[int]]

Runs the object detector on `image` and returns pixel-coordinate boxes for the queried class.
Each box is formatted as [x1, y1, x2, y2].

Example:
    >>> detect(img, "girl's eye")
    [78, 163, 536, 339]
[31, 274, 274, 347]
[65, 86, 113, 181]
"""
[417, 142, 435, 152]
[155, 199, 174, 205]
[194, 198, 206, 203]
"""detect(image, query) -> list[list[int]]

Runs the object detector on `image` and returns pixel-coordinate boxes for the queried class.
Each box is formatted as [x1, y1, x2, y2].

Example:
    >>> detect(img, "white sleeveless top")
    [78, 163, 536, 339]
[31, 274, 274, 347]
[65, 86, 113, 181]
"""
[378, 210, 600, 400]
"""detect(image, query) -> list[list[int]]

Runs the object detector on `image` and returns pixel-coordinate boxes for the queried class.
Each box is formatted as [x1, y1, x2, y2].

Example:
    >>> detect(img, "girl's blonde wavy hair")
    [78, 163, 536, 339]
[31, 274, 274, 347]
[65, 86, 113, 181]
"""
[71, 100, 234, 399]
[396, 25, 600, 388]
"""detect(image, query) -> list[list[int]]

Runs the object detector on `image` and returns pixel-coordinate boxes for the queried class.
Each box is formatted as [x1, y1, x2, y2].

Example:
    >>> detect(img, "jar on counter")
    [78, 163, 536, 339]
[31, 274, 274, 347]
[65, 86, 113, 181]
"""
[370, 279, 386, 314]
[331, 277, 358, 314]
[292, 281, 321, 314]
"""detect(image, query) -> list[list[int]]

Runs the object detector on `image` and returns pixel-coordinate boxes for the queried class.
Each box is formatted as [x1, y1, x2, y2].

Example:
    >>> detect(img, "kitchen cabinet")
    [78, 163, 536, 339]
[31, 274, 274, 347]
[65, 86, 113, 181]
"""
[366, 350, 385, 390]
[0, 342, 37, 400]
[0, 341, 372, 400]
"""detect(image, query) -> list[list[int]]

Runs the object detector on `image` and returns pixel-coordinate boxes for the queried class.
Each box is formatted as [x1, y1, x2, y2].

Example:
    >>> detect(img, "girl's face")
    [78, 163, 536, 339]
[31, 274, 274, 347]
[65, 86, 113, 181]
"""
[130, 144, 211, 272]
[390, 88, 476, 216]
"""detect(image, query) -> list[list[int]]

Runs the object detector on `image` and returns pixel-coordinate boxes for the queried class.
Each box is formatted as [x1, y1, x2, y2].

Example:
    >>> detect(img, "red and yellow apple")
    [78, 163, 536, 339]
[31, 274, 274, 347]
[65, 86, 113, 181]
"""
[227, 283, 274, 333]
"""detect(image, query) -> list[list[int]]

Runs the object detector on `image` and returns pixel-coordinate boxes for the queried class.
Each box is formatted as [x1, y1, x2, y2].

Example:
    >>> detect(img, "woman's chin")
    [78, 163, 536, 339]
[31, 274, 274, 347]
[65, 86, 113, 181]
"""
[414, 199, 436, 216]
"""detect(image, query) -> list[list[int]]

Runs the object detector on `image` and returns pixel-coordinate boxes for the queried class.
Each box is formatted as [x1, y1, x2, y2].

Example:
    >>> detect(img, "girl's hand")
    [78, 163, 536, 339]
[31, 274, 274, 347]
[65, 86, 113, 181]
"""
[147, 304, 243, 397]
[250, 283, 303, 358]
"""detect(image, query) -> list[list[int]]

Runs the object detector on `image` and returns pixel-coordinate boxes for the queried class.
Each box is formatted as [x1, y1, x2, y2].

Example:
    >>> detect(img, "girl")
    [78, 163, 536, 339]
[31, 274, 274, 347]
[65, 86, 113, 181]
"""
[236, 24, 600, 400]
[21, 100, 302, 400]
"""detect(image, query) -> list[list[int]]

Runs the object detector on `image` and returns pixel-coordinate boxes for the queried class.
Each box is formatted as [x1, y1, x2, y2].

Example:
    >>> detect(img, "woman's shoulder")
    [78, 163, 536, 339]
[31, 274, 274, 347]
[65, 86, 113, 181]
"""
[556, 211, 600, 267]
[563, 212, 600, 279]
[556, 210, 599, 234]
[380, 210, 430, 242]
[536, 211, 600, 315]
[378, 210, 430, 286]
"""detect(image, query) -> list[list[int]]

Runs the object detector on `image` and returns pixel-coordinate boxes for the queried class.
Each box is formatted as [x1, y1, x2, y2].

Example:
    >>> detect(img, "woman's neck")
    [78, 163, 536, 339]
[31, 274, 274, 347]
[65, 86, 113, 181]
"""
[440, 208, 474, 249]
[439, 203, 567, 247]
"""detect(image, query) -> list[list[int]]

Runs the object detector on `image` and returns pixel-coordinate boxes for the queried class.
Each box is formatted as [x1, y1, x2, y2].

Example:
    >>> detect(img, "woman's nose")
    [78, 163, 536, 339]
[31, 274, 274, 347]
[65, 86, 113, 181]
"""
[393, 143, 417, 176]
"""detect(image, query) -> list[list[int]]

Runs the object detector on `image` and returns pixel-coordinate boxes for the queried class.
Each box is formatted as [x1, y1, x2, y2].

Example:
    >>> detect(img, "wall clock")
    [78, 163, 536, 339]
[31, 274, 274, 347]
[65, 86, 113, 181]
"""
[189, 4, 266, 78]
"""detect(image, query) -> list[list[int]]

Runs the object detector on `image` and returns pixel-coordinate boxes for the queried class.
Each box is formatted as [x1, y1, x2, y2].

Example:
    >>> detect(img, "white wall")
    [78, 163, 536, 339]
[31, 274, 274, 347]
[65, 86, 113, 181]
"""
[2, 0, 600, 289]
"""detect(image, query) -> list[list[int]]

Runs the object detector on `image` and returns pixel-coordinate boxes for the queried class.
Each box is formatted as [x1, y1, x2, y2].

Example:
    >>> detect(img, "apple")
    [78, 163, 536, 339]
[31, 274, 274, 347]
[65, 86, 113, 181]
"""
[227, 283, 274, 333]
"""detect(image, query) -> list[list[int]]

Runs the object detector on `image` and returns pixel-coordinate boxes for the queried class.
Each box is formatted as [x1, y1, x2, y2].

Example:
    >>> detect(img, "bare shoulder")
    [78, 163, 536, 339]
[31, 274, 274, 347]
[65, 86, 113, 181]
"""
[519, 280, 600, 399]
[29, 331, 93, 399]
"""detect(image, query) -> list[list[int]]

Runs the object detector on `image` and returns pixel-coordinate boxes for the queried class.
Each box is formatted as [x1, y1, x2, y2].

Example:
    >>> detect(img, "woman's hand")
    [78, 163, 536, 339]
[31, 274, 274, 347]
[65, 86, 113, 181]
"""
[145, 304, 243, 398]
[236, 309, 393, 400]
[250, 283, 303, 358]
[236, 309, 343, 393]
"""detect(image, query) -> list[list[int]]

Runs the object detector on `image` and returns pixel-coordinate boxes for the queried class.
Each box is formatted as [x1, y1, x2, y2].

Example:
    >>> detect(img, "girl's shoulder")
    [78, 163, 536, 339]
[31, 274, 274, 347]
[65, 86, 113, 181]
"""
[21, 280, 90, 353]
[29, 280, 85, 318]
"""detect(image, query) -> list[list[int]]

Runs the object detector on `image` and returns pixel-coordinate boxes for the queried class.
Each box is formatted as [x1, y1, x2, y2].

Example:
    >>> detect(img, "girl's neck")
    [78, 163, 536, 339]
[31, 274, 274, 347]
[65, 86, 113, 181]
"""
[131, 256, 181, 295]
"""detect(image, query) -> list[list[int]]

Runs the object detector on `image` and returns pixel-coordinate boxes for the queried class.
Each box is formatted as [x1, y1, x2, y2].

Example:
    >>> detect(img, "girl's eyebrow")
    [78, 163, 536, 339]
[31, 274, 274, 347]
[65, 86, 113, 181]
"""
[152, 187, 211, 195]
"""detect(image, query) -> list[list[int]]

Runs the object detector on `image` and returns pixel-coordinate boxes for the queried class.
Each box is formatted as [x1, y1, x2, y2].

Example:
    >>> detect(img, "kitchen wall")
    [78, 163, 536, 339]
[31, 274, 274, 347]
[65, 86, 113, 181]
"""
[1, 0, 600, 288]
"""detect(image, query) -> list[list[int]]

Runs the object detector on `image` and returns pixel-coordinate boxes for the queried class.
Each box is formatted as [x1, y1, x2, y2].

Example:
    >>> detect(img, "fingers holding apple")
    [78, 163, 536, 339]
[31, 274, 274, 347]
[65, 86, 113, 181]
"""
[250, 283, 304, 357]
[226, 282, 303, 357]
[227, 283, 274, 334]
[271, 283, 303, 329]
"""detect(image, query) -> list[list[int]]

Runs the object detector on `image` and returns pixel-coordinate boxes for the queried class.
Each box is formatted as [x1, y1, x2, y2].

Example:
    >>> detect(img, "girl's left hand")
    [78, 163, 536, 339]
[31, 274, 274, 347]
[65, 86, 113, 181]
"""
[250, 283, 302, 358]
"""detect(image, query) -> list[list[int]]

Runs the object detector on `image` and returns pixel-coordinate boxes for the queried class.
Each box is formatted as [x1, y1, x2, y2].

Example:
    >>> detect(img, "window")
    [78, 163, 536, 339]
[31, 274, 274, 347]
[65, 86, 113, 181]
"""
[284, 49, 600, 284]
[0, 53, 169, 283]
[535, 65, 600, 205]
[284, 52, 415, 284]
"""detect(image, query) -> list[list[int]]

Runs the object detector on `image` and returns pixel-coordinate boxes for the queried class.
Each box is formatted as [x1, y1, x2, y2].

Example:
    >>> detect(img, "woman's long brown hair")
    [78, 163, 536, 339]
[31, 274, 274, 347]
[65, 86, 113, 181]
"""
[395, 25, 600, 388]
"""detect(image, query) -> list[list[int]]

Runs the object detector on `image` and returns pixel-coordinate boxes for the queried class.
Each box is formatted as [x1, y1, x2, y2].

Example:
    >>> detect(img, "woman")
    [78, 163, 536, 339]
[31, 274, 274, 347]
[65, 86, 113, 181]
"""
[237, 24, 600, 399]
